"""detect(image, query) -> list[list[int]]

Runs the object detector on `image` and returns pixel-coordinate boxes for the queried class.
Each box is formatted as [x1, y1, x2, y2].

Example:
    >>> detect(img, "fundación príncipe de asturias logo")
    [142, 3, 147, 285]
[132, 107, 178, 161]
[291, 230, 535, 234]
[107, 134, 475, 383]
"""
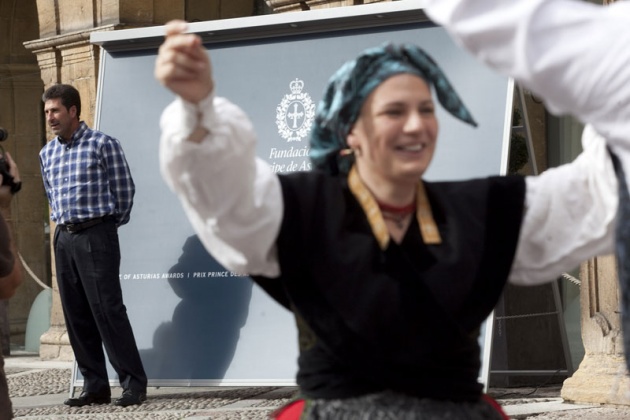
[268, 78, 315, 173]
[276, 78, 315, 142]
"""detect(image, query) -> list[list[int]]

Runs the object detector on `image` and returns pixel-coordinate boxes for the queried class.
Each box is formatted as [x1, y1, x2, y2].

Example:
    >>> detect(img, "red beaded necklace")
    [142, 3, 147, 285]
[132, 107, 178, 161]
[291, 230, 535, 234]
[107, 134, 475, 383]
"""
[376, 200, 416, 228]
[347, 166, 441, 247]
[376, 201, 416, 214]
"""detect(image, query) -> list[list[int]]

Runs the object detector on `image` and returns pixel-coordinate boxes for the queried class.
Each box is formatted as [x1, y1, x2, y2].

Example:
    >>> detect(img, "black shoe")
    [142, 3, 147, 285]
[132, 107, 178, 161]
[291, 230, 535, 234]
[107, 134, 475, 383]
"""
[114, 389, 147, 407]
[64, 391, 111, 407]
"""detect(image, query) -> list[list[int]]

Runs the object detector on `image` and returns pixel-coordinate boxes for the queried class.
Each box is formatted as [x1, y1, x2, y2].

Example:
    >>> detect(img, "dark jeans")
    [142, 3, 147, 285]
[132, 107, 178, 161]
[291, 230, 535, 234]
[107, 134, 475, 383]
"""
[54, 220, 147, 395]
[0, 352, 11, 419]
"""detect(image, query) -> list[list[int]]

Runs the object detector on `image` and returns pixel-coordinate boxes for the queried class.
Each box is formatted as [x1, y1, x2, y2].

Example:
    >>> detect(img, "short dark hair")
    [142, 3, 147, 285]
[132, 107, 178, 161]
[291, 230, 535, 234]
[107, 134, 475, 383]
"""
[42, 84, 81, 119]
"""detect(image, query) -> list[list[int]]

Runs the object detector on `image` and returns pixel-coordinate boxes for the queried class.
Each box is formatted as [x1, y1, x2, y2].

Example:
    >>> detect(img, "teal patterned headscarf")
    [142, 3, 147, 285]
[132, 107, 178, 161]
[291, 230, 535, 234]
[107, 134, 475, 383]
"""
[310, 43, 477, 175]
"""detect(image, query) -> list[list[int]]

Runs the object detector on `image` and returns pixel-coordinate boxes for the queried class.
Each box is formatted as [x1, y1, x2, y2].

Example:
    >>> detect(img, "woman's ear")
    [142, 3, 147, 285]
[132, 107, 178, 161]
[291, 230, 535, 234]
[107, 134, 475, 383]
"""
[346, 133, 357, 149]
[346, 123, 360, 149]
[345, 130, 363, 158]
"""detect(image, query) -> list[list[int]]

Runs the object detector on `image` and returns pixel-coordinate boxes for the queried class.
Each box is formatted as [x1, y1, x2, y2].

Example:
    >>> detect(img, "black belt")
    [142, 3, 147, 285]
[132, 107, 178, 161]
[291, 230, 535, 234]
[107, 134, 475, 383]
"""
[58, 216, 114, 233]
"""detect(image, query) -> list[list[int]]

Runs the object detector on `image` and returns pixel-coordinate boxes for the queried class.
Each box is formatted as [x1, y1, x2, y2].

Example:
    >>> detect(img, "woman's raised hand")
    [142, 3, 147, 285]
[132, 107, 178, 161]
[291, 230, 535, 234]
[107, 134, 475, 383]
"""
[155, 20, 214, 104]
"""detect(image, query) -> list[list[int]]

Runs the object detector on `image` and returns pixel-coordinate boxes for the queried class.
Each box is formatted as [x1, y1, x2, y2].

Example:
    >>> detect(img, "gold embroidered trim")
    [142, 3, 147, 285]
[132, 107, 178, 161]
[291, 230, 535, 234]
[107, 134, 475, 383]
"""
[348, 165, 442, 249]
[348, 166, 390, 249]
[416, 181, 442, 245]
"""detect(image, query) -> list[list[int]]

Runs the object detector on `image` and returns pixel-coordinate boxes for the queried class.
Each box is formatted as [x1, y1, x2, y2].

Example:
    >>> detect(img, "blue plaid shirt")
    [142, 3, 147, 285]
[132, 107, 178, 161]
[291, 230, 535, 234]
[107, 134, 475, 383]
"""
[39, 121, 135, 226]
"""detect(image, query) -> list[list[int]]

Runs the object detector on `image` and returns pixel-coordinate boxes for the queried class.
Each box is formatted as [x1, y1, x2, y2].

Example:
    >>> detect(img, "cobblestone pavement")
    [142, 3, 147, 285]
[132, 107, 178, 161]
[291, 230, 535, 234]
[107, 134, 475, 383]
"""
[6, 355, 630, 419]
[7, 360, 297, 420]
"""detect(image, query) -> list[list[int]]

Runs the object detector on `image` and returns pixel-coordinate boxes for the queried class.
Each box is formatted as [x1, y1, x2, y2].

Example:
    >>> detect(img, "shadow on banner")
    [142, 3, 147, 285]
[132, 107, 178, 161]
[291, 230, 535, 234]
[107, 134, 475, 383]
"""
[139, 235, 253, 380]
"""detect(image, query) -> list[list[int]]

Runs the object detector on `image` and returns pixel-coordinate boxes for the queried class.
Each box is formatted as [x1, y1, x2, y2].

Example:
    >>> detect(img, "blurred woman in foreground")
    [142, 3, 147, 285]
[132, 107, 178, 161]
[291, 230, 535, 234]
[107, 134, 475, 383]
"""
[155, 20, 616, 419]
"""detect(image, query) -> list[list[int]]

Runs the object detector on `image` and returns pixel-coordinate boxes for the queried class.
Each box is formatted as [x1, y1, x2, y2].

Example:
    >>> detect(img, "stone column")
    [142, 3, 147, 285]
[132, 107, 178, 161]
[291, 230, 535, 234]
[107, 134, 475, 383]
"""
[562, 256, 630, 404]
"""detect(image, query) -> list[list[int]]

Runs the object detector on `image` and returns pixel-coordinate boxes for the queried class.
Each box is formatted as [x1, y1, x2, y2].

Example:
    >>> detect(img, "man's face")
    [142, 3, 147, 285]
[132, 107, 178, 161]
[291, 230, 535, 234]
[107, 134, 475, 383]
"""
[44, 98, 77, 141]
[347, 73, 439, 186]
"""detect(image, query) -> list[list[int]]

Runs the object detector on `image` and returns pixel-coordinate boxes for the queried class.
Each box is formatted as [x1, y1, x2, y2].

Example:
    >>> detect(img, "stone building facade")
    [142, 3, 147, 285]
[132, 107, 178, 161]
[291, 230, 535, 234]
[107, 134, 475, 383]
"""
[0, 0, 627, 407]
[0, 0, 49, 356]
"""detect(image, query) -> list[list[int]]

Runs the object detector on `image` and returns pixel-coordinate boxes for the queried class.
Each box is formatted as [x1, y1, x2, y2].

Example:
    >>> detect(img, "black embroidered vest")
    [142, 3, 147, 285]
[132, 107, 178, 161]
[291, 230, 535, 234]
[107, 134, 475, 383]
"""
[253, 170, 526, 402]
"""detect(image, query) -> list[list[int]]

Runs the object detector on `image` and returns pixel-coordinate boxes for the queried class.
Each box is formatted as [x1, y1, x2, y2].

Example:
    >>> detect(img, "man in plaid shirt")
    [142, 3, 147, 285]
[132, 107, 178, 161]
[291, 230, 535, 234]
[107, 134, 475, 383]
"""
[39, 84, 147, 408]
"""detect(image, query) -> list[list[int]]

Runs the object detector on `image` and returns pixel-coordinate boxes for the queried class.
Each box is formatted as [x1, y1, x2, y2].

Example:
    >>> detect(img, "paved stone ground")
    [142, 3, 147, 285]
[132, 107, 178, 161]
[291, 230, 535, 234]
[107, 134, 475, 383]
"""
[6, 358, 630, 419]
[489, 386, 630, 419]
[7, 364, 297, 419]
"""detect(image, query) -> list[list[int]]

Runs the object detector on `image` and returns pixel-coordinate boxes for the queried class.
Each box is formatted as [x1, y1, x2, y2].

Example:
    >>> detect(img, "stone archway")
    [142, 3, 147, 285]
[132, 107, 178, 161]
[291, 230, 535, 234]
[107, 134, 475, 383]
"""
[0, 0, 49, 354]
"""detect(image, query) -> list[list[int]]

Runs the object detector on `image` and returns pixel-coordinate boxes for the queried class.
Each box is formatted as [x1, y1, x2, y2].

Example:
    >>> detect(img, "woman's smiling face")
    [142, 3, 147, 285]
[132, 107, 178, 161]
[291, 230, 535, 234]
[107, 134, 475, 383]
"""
[347, 73, 438, 186]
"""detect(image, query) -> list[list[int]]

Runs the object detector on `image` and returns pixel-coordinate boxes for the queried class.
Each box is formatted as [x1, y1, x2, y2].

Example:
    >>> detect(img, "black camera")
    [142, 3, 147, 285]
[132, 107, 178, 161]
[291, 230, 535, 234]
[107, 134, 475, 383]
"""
[0, 128, 21, 194]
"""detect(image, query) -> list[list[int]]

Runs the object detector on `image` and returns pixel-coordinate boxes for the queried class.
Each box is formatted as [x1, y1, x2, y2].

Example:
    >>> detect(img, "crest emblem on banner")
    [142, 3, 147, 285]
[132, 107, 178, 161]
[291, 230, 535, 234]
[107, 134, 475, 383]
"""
[276, 79, 315, 142]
